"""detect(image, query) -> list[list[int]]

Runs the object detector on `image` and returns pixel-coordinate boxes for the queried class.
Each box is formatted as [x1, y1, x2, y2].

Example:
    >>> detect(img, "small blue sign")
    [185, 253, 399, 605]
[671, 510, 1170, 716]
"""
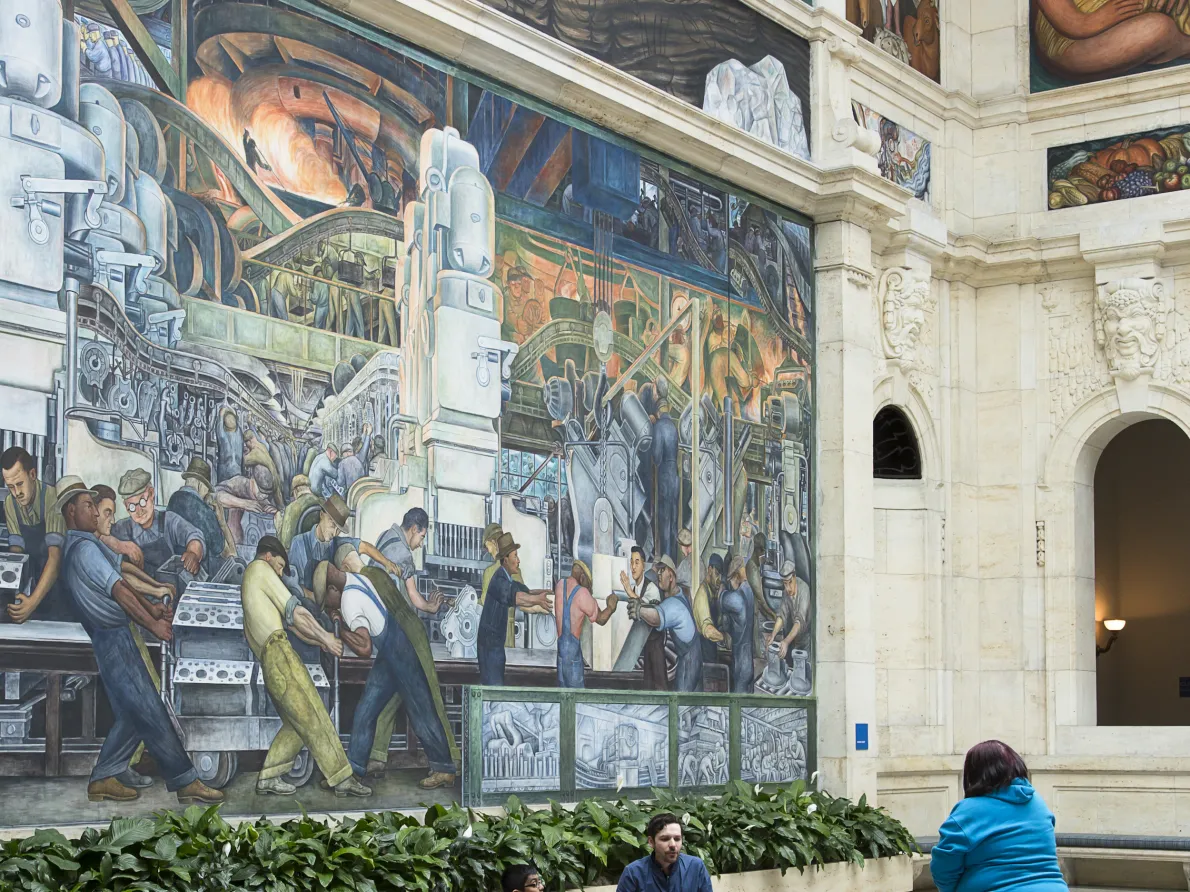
[856, 723, 869, 751]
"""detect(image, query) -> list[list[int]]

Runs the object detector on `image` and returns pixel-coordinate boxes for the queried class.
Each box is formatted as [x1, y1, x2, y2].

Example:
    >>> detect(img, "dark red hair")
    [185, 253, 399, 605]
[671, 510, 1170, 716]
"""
[962, 739, 1029, 798]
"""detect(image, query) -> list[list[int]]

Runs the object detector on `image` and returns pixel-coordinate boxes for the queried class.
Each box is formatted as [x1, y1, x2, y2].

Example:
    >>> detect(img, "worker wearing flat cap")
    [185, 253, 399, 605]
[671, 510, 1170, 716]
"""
[766, 559, 811, 665]
[630, 554, 703, 692]
[718, 554, 756, 694]
[110, 468, 205, 592]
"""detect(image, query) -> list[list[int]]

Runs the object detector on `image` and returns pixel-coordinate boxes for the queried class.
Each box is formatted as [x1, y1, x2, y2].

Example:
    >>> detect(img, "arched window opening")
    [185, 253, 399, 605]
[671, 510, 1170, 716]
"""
[873, 406, 922, 480]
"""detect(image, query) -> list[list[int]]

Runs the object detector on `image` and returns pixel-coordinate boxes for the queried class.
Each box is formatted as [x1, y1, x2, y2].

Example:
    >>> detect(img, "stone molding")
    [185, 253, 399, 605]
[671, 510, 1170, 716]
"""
[332, 0, 908, 228]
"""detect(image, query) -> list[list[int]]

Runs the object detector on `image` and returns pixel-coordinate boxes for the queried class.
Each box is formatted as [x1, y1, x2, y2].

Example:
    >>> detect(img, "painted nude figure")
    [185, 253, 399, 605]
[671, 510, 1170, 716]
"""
[1033, 0, 1190, 82]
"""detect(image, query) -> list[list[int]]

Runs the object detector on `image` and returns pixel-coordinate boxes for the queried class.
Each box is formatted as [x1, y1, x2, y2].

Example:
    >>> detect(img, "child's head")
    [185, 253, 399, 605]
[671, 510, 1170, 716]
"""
[501, 863, 542, 892]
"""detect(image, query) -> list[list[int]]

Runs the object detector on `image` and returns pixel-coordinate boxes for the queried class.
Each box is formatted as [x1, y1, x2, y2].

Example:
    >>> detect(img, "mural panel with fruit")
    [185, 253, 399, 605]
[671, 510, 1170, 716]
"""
[1048, 129, 1190, 210]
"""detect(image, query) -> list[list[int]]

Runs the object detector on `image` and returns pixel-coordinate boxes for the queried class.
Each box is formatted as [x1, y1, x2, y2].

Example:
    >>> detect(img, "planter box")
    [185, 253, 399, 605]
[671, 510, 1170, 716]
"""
[583, 856, 914, 892]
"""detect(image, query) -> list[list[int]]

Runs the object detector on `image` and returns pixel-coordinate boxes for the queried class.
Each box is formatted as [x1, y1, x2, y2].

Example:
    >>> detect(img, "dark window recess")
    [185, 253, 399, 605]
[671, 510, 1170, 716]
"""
[1180, 678, 1190, 698]
[293, 85, 301, 99]
[873, 406, 922, 480]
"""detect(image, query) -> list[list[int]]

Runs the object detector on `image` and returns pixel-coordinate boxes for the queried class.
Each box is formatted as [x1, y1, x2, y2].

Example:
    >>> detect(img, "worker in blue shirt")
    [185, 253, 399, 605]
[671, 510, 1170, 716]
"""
[617, 813, 713, 892]
[55, 476, 223, 806]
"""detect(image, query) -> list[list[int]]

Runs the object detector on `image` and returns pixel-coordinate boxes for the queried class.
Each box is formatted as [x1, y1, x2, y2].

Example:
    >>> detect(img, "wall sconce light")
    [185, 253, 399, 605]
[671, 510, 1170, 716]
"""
[1097, 619, 1126, 657]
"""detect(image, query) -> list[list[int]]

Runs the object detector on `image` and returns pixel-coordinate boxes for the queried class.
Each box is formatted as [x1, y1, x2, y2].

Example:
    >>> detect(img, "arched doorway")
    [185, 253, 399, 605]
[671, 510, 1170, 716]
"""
[1095, 418, 1190, 725]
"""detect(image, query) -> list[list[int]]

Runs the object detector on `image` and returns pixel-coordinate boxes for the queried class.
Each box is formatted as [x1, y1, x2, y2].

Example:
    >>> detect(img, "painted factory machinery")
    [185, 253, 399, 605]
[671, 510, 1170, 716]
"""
[0, 0, 817, 824]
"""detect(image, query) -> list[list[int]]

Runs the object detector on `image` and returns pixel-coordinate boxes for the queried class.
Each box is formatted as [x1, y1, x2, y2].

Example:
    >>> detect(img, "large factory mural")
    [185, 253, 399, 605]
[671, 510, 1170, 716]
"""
[0, 0, 814, 825]
[1031, 0, 1190, 92]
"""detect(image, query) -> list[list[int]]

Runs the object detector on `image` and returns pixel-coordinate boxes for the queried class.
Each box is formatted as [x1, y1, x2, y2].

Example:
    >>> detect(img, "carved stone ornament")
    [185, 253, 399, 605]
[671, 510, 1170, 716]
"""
[1094, 277, 1168, 382]
[877, 267, 932, 365]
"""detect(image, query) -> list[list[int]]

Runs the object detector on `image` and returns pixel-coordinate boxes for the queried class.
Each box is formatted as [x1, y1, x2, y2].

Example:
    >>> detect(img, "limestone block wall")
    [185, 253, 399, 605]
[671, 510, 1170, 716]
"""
[813, 0, 1190, 836]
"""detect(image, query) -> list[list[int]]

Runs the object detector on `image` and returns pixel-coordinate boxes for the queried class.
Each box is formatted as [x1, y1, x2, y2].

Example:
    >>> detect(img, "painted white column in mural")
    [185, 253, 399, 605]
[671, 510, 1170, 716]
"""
[814, 218, 879, 801]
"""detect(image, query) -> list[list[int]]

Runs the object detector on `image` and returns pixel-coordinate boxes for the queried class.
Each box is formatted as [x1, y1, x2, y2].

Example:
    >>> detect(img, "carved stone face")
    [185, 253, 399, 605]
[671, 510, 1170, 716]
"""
[881, 278, 929, 363]
[1095, 282, 1166, 381]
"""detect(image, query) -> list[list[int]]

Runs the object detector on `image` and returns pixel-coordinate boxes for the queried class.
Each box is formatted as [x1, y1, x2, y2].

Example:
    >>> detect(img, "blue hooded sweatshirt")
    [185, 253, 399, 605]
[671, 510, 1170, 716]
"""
[930, 778, 1068, 892]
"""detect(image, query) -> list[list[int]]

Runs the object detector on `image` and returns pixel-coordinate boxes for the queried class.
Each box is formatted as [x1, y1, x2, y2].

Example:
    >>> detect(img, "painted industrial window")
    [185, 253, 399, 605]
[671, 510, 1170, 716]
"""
[500, 449, 568, 501]
[873, 406, 922, 480]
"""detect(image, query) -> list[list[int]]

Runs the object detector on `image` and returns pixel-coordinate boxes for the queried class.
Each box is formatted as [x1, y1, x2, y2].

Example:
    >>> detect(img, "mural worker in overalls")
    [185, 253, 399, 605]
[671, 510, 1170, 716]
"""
[318, 546, 457, 790]
[554, 559, 617, 688]
[111, 469, 205, 593]
[371, 507, 444, 617]
[720, 555, 756, 694]
[478, 532, 552, 685]
[367, 507, 449, 773]
[56, 477, 223, 805]
[240, 535, 370, 797]
[1, 446, 71, 622]
[630, 555, 703, 692]
[287, 493, 400, 599]
[479, 523, 519, 648]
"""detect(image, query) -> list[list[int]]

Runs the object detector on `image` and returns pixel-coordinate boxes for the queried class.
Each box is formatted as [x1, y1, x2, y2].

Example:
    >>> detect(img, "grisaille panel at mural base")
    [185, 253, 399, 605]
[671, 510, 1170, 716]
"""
[0, 0, 814, 825]
[1030, 0, 1190, 92]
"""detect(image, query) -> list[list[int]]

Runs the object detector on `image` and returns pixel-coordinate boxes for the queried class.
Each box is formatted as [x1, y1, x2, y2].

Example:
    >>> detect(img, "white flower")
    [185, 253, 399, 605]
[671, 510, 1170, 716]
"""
[616, 773, 626, 792]
[755, 784, 762, 794]
[463, 824, 474, 838]
[707, 823, 713, 835]
[682, 813, 691, 825]
[810, 771, 818, 785]
[222, 842, 231, 856]
[806, 804, 817, 815]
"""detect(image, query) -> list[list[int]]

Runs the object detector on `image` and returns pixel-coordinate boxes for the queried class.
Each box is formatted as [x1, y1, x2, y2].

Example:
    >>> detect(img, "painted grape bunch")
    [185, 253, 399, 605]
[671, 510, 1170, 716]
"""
[1115, 169, 1158, 200]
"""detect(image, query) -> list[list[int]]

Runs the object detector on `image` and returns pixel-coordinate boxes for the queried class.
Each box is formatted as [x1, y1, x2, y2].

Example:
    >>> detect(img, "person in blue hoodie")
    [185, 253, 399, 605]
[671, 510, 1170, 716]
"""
[930, 740, 1069, 892]
[617, 812, 713, 892]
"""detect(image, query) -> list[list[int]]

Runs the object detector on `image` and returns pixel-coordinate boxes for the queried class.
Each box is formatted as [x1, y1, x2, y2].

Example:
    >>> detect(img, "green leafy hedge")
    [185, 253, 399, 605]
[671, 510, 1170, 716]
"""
[0, 781, 916, 892]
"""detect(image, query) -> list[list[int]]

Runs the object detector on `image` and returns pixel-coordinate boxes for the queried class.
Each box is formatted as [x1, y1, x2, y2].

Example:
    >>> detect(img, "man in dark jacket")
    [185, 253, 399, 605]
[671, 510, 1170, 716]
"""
[477, 532, 552, 685]
[616, 813, 712, 892]
[166, 458, 231, 574]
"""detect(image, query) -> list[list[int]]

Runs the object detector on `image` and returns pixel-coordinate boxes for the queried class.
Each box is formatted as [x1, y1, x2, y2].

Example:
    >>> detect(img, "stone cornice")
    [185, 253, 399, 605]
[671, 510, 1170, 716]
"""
[326, 0, 910, 228]
[911, 218, 1190, 287]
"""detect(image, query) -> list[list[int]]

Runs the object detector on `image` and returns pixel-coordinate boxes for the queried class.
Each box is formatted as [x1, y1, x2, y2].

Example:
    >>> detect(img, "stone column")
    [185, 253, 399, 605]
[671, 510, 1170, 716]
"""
[815, 218, 879, 801]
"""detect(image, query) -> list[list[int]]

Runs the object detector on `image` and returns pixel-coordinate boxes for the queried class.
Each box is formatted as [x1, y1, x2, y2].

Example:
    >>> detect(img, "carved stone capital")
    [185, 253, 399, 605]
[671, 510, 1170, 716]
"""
[877, 267, 933, 366]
